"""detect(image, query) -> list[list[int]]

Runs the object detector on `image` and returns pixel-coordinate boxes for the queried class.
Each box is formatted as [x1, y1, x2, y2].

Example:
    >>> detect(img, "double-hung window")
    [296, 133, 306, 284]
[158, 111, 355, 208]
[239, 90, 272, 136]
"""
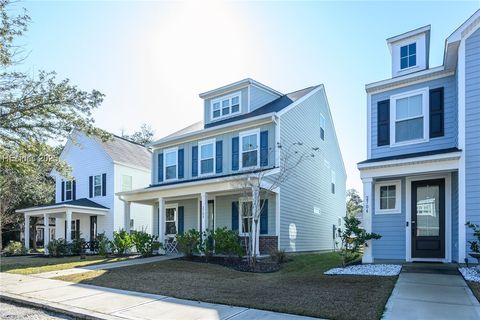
[400, 43, 416, 69]
[375, 180, 401, 214]
[391, 88, 428, 146]
[240, 199, 253, 235]
[65, 181, 73, 201]
[93, 175, 102, 197]
[211, 92, 241, 120]
[164, 148, 178, 180]
[240, 129, 260, 169]
[165, 206, 177, 235]
[198, 139, 215, 175]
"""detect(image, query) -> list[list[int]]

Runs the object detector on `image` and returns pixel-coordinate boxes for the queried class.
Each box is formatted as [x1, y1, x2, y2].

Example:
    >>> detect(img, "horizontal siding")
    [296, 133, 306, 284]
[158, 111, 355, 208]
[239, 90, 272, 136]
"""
[249, 85, 279, 112]
[465, 26, 480, 261]
[370, 75, 458, 159]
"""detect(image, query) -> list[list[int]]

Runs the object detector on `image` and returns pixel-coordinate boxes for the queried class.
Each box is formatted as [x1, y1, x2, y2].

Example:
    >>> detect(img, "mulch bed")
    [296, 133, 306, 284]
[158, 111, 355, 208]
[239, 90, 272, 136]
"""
[178, 255, 281, 273]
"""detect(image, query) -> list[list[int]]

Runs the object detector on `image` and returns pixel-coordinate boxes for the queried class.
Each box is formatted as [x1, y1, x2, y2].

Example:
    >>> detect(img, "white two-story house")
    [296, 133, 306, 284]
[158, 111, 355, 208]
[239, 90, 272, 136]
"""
[118, 78, 346, 254]
[18, 132, 152, 253]
[358, 10, 480, 264]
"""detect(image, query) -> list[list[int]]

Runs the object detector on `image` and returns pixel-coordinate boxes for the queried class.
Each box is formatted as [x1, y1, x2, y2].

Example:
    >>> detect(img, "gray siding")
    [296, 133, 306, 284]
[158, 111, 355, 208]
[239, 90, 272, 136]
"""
[465, 27, 480, 260]
[372, 178, 406, 260]
[452, 171, 459, 262]
[279, 89, 346, 252]
[370, 75, 458, 159]
[249, 85, 279, 112]
[203, 88, 249, 125]
[152, 123, 276, 185]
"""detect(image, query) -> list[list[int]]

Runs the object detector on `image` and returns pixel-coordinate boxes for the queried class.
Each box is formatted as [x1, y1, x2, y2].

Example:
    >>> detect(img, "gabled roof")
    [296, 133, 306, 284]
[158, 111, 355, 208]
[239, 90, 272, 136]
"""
[93, 134, 151, 170]
[17, 198, 109, 213]
[199, 78, 283, 99]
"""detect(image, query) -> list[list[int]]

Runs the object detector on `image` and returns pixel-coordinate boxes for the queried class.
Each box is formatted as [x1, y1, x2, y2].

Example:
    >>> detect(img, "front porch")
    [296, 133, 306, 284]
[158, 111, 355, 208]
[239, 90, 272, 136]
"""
[16, 199, 109, 255]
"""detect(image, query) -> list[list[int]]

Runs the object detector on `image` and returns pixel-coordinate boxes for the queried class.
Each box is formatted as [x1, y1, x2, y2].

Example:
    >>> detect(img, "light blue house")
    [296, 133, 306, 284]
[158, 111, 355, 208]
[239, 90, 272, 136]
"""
[118, 78, 346, 254]
[358, 10, 480, 263]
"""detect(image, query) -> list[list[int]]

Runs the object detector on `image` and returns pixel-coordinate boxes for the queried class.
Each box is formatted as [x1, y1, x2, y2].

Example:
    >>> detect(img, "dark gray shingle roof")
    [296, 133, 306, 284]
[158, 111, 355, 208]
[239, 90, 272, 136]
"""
[19, 198, 109, 211]
[95, 135, 151, 170]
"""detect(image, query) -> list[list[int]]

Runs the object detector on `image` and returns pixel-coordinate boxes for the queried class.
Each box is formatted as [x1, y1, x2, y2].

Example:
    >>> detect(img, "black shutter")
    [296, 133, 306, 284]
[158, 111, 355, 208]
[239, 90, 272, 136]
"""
[260, 131, 268, 167]
[158, 153, 164, 182]
[232, 137, 239, 171]
[89, 176, 93, 198]
[377, 100, 390, 146]
[72, 180, 76, 200]
[192, 146, 198, 177]
[260, 199, 268, 234]
[61, 181, 65, 202]
[102, 173, 106, 196]
[178, 206, 184, 235]
[178, 149, 184, 179]
[232, 201, 239, 231]
[430, 87, 444, 138]
[216, 141, 223, 173]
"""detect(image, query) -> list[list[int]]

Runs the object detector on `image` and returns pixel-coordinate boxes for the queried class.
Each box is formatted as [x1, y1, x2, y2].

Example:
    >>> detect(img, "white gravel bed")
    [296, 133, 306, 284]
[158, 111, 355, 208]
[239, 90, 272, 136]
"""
[324, 264, 402, 276]
[459, 267, 480, 282]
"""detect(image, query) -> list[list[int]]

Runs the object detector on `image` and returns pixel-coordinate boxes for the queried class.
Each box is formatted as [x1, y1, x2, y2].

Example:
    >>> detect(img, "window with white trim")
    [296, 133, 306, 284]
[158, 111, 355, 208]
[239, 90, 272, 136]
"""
[211, 92, 241, 120]
[165, 206, 177, 235]
[122, 175, 132, 192]
[320, 114, 326, 141]
[331, 170, 336, 194]
[390, 88, 429, 146]
[400, 43, 416, 69]
[164, 148, 178, 180]
[240, 199, 253, 235]
[93, 175, 102, 197]
[198, 139, 215, 175]
[240, 130, 259, 169]
[375, 180, 401, 214]
[65, 180, 73, 201]
[130, 219, 134, 229]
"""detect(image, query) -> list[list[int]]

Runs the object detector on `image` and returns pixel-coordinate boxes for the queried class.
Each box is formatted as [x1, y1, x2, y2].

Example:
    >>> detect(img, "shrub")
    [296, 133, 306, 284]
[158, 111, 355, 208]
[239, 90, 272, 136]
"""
[200, 229, 215, 261]
[270, 249, 288, 264]
[5, 241, 26, 256]
[47, 239, 68, 257]
[97, 232, 110, 257]
[70, 237, 86, 255]
[110, 229, 133, 255]
[131, 230, 159, 257]
[177, 229, 201, 259]
[212, 227, 243, 258]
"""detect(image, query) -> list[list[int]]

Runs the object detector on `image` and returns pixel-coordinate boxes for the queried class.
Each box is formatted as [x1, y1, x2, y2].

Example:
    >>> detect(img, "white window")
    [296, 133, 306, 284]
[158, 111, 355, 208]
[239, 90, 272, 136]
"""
[211, 92, 241, 120]
[165, 205, 177, 235]
[390, 88, 429, 146]
[240, 198, 253, 235]
[320, 114, 326, 141]
[198, 139, 215, 175]
[93, 175, 102, 197]
[375, 180, 401, 214]
[331, 170, 336, 194]
[122, 175, 132, 192]
[239, 129, 260, 169]
[164, 148, 178, 181]
[65, 180, 73, 201]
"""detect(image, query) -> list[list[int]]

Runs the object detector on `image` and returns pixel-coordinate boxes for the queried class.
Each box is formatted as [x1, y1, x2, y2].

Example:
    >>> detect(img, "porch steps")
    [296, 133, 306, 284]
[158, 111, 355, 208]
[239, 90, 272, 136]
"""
[401, 262, 460, 275]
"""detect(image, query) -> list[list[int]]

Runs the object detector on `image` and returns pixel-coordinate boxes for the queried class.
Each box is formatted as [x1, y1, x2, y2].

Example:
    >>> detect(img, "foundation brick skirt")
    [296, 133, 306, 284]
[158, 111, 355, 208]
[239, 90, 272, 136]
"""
[240, 236, 278, 254]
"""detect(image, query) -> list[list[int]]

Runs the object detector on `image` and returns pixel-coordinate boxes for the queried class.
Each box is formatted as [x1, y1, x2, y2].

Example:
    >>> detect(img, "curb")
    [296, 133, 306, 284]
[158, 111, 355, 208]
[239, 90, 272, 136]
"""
[0, 292, 123, 320]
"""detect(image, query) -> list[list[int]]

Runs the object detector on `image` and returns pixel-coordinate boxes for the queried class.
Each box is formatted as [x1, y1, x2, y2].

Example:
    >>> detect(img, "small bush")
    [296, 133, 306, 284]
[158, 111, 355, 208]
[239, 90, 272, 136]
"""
[47, 239, 68, 257]
[200, 229, 215, 261]
[97, 232, 110, 257]
[177, 229, 201, 259]
[5, 241, 26, 256]
[131, 230, 159, 257]
[70, 237, 86, 255]
[110, 229, 133, 255]
[212, 227, 243, 257]
[270, 249, 288, 264]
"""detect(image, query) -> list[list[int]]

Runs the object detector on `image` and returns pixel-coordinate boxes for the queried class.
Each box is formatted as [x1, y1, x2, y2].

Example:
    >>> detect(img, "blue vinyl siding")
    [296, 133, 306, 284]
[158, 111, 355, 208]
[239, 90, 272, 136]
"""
[372, 177, 406, 260]
[370, 75, 457, 159]
[465, 27, 480, 261]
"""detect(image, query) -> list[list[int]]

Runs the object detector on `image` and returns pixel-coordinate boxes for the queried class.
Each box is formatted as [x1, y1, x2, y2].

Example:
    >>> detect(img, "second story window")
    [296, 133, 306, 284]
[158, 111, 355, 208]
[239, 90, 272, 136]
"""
[400, 43, 416, 69]
[94, 175, 102, 197]
[199, 139, 215, 175]
[164, 148, 178, 180]
[331, 170, 336, 194]
[320, 114, 326, 141]
[211, 92, 241, 120]
[65, 181, 73, 201]
[240, 129, 259, 169]
[391, 88, 428, 145]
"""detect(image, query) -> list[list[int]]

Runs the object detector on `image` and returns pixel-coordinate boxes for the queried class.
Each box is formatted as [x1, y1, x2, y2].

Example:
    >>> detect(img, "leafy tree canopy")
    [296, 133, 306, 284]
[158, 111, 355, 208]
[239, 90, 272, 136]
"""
[121, 123, 155, 145]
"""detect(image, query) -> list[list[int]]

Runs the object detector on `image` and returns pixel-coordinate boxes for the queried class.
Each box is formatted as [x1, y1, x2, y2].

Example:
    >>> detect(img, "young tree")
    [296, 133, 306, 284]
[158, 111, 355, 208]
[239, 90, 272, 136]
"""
[121, 123, 155, 145]
[346, 188, 363, 217]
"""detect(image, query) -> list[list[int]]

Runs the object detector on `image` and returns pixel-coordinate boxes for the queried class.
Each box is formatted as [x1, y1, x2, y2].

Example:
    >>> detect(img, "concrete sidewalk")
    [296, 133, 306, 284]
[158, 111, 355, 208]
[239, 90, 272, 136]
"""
[383, 271, 480, 319]
[35, 254, 181, 279]
[0, 273, 319, 320]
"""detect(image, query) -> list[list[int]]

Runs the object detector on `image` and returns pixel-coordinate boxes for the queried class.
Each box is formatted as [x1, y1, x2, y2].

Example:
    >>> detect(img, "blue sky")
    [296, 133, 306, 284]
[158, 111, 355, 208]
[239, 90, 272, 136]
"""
[18, 1, 480, 190]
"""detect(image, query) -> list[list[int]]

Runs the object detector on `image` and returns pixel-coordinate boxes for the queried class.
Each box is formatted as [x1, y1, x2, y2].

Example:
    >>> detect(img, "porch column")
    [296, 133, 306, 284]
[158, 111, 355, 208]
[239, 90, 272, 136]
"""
[201, 192, 208, 240]
[124, 201, 131, 233]
[66, 209, 72, 242]
[151, 204, 156, 236]
[24, 214, 30, 250]
[362, 178, 374, 263]
[158, 198, 165, 243]
[43, 213, 50, 255]
[252, 186, 260, 256]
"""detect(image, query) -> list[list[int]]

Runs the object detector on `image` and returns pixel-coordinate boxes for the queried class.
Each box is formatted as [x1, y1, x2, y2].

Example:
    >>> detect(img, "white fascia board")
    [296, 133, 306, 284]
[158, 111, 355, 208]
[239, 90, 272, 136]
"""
[276, 85, 323, 117]
[386, 25, 431, 46]
[357, 151, 461, 171]
[199, 78, 282, 99]
[17, 204, 108, 214]
[446, 9, 480, 44]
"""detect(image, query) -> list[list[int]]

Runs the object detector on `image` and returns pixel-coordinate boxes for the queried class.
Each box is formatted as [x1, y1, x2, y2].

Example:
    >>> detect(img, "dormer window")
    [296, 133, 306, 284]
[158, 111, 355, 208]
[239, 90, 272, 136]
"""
[211, 92, 241, 120]
[400, 43, 416, 69]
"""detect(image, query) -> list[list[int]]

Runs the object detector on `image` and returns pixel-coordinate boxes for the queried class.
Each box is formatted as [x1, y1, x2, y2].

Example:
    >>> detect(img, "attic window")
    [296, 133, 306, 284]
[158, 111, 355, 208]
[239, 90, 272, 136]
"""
[400, 43, 416, 69]
[211, 92, 241, 120]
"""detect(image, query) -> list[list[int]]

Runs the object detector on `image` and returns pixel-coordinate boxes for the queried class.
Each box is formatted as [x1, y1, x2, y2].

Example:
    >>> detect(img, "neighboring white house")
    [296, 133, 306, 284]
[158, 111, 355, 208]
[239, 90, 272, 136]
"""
[118, 78, 347, 254]
[17, 131, 152, 253]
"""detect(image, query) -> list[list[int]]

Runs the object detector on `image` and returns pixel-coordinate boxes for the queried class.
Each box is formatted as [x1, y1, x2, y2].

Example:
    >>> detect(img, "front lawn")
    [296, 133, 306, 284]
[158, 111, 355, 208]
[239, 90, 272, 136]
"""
[56, 252, 396, 320]
[0, 255, 128, 275]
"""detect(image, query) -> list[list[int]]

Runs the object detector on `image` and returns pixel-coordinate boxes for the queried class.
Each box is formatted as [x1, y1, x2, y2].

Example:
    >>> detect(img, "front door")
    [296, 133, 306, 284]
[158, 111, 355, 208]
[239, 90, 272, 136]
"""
[411, 179, 445, 259]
